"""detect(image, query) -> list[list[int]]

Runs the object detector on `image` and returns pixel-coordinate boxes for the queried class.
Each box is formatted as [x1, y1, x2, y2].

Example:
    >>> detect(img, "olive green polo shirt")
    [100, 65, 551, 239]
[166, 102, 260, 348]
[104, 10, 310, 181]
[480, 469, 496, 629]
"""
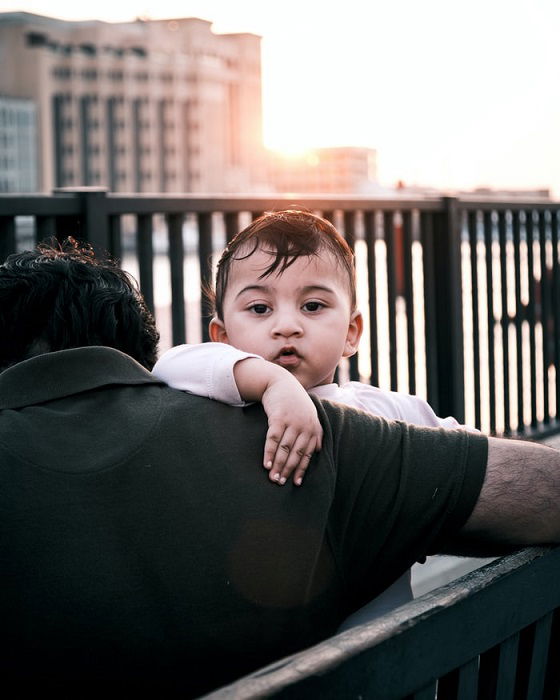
[0, 347, 487, 695]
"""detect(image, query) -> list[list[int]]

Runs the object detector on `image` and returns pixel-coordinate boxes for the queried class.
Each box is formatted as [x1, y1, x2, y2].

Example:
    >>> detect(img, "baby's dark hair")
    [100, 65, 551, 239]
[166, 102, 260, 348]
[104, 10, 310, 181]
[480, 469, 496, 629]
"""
[0, 238, 159, 371]
[212, 209, 356, 319]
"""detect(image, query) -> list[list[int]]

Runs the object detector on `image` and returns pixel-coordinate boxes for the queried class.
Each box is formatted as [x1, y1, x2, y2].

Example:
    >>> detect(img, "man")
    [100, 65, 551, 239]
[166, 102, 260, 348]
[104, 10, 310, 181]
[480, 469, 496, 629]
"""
[1, 241, 559, 695]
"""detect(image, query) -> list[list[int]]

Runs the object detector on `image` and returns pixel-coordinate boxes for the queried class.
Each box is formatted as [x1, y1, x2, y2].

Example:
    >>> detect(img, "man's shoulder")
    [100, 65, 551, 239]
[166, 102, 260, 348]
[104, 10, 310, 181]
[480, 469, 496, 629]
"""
[310, 392, 401, 454]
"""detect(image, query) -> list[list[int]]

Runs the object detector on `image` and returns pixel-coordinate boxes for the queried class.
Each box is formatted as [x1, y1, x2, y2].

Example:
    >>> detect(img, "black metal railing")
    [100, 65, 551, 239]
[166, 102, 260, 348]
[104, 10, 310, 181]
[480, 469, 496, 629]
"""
[1, 188, 559, 438]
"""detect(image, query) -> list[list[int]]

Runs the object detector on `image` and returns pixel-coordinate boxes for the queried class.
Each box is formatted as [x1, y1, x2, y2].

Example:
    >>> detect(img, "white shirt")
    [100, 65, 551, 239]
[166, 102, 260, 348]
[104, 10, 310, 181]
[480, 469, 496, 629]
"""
[152, 342, 463, 429]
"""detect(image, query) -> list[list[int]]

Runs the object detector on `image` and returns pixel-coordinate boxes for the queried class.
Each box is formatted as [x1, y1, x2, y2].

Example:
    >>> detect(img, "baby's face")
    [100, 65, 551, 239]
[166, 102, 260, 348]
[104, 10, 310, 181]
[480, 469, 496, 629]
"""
[210, 248, 362, 389]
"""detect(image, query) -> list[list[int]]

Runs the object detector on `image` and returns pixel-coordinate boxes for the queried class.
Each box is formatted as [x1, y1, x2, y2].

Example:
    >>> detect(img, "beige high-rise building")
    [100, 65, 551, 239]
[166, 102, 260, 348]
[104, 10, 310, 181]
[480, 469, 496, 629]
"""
[0, 12, 266, 193]
[0, 95, 38, 192]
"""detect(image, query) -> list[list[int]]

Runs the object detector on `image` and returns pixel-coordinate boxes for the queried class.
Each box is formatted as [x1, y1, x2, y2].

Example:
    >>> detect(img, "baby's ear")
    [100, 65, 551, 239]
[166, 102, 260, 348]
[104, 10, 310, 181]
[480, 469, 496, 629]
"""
[343, 310, 363, 358]
[209, 318, 229, 344]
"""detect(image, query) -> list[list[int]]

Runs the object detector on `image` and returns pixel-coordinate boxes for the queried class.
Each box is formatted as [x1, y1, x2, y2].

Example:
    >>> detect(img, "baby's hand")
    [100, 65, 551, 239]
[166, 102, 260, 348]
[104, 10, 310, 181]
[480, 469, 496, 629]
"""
[232, 357, 323, 485]
[261, 375, 323, 486]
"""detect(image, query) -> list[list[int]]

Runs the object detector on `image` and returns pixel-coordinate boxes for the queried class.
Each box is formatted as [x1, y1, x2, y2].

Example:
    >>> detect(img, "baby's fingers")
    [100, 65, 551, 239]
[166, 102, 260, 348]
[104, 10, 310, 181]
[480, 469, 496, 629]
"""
[271, 432, 317, 485]
[313, 422, 323, 451]
[264, 424, 305, 484]
[268, 426, 299, 484]
[263, 423, 295, 480]
[288, 437, 317, 486]
[263, 422, 285, 472]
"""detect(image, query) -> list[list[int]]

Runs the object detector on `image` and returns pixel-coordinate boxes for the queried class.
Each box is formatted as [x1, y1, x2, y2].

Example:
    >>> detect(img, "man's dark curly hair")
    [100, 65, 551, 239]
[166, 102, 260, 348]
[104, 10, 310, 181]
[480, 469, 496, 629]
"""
[0, 238, 159, 371]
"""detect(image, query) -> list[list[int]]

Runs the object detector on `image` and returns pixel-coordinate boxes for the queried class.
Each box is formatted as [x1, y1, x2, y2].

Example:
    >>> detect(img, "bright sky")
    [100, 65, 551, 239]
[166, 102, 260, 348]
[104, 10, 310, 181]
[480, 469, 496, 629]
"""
[3, 0, 560, 195]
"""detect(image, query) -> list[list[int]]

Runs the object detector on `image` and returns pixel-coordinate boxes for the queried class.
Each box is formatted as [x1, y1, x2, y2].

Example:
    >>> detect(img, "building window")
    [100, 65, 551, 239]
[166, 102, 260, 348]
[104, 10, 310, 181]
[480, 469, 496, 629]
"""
[26, 32, 47, 47]
[80, 43, 96, 56]
[53, 67, 71, 80]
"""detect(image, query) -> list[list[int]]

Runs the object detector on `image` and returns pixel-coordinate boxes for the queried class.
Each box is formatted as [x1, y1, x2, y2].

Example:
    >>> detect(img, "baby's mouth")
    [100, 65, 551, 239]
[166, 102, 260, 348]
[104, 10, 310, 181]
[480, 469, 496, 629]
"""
[274, 347, 300, 367]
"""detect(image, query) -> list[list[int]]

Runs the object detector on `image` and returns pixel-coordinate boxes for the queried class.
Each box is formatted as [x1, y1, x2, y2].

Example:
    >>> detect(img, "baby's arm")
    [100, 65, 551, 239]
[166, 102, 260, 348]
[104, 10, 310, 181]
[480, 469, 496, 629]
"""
[233, 357, 322, 485]
[153, 343, 322, 485]
[152, 342, 258, 406]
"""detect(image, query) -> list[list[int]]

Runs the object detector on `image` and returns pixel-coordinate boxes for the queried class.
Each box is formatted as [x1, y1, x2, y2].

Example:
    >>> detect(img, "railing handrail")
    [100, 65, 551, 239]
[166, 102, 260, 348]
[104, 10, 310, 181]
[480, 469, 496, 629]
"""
[1, 189, 558, 218]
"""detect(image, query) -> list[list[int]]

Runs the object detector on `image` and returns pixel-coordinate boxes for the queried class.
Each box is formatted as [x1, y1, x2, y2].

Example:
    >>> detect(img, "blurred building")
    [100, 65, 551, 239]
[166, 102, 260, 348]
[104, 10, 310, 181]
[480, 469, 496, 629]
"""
[459, 186, 551, 200]
[0, 12, 266, 193]
[267, 146, 378, 194]
[391, 181, 552, 200]
[0, 95, 37, 192]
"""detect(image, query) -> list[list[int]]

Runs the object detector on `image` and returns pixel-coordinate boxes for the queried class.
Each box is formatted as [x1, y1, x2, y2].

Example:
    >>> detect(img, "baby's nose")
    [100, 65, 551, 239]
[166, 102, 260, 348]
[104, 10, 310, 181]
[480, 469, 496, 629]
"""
[271, 313, 303, 337]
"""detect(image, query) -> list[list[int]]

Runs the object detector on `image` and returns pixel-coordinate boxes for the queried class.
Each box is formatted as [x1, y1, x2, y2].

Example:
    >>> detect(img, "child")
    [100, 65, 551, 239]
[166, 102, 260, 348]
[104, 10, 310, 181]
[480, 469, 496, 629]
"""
[153, 209, 463, 483]
[152, 209, 466, 623]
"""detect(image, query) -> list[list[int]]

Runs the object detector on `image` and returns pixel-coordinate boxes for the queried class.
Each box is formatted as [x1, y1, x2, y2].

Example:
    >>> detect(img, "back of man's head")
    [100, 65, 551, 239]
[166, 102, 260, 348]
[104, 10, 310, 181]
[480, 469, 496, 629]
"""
[0, 238, 159, 371]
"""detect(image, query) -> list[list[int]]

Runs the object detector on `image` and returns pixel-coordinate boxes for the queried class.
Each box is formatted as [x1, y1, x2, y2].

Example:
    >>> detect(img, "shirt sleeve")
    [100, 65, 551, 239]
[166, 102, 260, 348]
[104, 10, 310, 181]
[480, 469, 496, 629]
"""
[151, 343, 262, 407]
[314, 398, 488, 613]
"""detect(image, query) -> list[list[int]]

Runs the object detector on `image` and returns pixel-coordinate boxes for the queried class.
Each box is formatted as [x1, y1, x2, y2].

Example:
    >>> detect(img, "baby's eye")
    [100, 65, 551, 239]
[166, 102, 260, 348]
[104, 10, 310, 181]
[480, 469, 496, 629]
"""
[302, 301, 324, 313]
[248, 303, 270, 315]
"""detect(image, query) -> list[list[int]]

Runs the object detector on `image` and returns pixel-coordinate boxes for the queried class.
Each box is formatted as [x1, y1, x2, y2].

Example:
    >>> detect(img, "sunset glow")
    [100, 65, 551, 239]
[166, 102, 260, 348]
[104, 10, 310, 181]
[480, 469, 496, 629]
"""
[267, 144, 314, 159]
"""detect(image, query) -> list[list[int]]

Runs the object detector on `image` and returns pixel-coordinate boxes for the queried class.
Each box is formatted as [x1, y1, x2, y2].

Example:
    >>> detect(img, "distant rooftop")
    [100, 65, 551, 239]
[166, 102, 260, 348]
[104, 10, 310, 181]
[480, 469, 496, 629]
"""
[0, 11, 261, 38]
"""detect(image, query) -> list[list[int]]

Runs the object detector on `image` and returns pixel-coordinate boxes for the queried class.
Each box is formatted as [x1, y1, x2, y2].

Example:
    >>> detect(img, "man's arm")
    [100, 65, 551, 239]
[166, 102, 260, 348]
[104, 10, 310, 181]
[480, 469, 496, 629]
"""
[455, 436, 560, 553]
[316, 399, 559, 591]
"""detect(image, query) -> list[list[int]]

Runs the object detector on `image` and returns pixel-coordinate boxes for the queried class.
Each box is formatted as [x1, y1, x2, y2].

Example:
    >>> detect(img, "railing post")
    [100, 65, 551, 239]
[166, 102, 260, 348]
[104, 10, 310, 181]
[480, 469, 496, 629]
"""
[53, 187, 110, 258]
[0, 216, 16, 262]
[197, 212, 213, 342]
[426, 196, 465, 422]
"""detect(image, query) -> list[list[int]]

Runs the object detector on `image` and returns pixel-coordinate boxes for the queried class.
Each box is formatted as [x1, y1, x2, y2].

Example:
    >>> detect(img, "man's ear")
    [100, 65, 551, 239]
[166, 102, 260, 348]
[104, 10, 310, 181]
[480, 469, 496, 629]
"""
[343, 310, 363, 358]
[209, 317, 229, 344]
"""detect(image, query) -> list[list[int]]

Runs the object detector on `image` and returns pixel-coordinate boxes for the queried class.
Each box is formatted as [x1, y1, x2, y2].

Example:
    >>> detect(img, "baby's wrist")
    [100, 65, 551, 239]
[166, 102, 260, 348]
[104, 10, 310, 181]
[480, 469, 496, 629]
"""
[234, 357, 291, 401]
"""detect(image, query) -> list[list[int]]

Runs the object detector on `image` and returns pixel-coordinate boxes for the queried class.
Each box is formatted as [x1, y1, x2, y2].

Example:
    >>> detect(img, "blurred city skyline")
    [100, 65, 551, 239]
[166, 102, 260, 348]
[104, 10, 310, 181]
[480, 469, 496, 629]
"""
[3, 0, 559, 196]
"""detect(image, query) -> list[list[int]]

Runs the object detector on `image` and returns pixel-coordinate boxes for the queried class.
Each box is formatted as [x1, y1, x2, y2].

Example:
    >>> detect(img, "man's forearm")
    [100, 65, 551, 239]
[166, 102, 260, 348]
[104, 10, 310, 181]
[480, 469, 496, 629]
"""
[458, 436, 560, 552]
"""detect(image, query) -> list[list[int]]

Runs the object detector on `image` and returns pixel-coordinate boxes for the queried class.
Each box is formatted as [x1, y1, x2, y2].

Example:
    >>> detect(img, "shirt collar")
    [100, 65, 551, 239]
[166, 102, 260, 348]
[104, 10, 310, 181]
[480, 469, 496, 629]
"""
[308, 383, 339, 398]
[0, 346, 163, 409]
